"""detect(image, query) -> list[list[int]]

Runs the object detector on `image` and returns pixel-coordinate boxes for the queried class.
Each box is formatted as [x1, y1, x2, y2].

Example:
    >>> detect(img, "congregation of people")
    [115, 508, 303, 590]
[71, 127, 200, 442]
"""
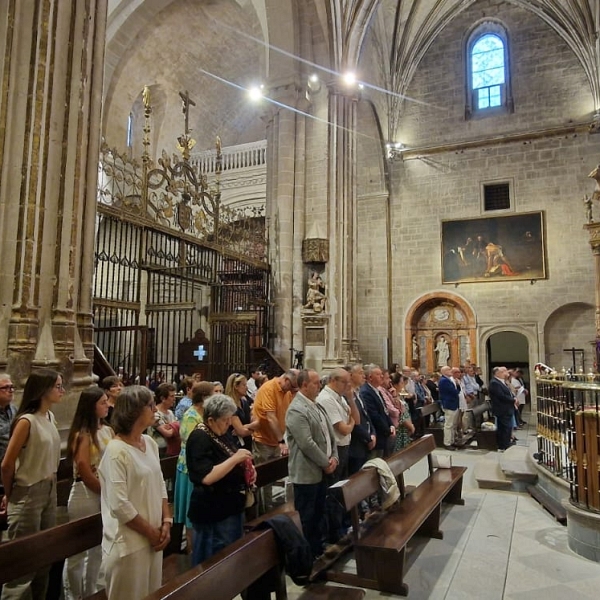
[0, 361, 528, 599]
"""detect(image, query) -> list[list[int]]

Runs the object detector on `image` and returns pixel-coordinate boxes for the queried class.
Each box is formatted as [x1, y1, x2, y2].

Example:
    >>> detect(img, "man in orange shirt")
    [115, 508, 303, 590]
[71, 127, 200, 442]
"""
[252, 369, 298, 512]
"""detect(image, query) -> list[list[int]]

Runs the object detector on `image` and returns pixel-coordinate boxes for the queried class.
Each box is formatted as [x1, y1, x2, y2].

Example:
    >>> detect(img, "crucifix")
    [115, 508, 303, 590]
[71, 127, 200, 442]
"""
[178, 90, 196, 135]
[563, 346, 584, 374]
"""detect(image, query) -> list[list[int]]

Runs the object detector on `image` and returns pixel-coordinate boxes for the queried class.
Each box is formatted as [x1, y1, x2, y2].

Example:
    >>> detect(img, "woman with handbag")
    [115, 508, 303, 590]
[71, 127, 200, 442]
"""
[186, 394, 256, 566]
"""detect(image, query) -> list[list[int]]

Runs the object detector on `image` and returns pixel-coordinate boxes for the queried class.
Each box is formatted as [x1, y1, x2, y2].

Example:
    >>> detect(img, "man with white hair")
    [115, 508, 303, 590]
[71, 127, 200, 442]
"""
[438, 366, 459, 449]
[489, 366, 517, 451]
[317, 367, 355, 544]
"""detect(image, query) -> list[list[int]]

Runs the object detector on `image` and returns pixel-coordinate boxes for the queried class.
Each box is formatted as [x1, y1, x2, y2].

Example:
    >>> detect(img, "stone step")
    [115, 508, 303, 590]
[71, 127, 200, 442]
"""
[474, 446, 537, 491]
[474, 454, 513, 490]
[499, 445, 537, 483]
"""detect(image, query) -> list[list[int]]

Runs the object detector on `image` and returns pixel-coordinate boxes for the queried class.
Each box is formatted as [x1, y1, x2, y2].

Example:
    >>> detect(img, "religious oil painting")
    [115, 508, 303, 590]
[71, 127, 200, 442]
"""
[441, 212, 546, 284]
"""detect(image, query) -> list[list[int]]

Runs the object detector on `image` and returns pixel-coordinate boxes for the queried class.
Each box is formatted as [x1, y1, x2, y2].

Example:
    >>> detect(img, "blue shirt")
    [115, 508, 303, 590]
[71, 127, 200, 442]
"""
[175, 396, 192, 421]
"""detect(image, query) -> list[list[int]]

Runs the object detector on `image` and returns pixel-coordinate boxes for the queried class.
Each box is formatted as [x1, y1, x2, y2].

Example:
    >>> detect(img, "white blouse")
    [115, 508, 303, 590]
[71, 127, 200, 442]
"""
[98, 435, 167, 557]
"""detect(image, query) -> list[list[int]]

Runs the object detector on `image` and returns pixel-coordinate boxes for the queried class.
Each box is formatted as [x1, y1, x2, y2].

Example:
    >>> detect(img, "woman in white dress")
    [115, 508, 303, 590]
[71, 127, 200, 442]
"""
[63, 386, 114, 599]
[99, 386, 172, 600]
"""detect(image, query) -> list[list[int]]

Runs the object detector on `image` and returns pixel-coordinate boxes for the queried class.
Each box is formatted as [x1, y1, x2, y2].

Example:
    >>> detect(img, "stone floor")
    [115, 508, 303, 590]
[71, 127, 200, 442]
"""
[286, 414, 600, 599]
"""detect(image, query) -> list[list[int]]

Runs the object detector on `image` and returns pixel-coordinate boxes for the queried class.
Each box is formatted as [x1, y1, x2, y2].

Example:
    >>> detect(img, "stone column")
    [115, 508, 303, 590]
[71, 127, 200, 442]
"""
[265, 82, 306, 367]
[585, 223, 600, 368]
[0, 1, 107, 397]
[323, 85, 360, 368]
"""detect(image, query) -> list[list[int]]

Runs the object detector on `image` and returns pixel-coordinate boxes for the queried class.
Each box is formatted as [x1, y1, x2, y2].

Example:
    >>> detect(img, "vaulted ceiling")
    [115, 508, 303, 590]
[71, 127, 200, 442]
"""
[103, 0, 600, 153]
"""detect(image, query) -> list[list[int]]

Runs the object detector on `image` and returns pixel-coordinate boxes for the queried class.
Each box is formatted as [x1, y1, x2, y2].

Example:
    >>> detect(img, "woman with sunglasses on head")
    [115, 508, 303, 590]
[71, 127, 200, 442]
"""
[98, 385, 171, 600]
[63, 386, 114, 599]
[224, 373, 259, 449]
[0, 369, 64, 599]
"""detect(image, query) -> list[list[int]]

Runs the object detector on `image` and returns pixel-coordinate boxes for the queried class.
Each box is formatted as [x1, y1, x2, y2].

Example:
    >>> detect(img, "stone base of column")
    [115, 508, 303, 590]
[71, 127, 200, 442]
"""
[302, 312, 329, 372]
[563, 499, 600, 562]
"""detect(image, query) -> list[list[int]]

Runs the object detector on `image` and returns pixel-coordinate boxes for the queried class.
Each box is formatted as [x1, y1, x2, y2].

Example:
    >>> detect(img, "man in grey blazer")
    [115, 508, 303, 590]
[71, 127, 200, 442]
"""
[286, 369, 338, 559]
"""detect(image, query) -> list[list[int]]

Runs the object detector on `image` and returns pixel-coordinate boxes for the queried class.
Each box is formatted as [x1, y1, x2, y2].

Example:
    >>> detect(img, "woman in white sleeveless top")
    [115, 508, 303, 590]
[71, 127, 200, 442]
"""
[63, 386, 114, 599]
[0, 368, 63, 600]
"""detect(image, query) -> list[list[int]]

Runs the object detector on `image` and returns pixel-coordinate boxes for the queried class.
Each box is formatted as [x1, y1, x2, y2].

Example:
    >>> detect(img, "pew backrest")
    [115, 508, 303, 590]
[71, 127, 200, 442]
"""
[332, 434, 437, 514]
[144, 511, 302, 600]
[0, 513, 102, 585]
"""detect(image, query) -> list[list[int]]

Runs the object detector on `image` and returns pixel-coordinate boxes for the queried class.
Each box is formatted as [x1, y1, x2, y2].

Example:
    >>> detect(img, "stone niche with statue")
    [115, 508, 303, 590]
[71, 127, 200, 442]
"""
[405, 293, 477, 373]
[301, 235, 329, 370]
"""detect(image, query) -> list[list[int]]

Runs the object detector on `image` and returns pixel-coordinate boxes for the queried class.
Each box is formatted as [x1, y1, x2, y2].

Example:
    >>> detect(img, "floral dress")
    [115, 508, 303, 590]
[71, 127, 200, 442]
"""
[394, 401, 413, 451]
[174, 406, 203, 527]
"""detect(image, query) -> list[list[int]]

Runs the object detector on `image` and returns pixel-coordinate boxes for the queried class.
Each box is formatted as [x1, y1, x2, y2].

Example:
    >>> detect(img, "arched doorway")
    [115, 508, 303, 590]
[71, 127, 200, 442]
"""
[486, 331, 530, 412]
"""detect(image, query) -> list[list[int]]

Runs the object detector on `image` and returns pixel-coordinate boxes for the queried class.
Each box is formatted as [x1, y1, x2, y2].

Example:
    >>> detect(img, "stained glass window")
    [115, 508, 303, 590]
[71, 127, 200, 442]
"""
[471, 34, 505, 110]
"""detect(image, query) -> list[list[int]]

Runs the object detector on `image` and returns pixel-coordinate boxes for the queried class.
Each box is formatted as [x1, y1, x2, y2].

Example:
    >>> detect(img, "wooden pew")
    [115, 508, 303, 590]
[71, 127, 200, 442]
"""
[245, 454, 292, 525]
[143, 512, 365, 600]
[0, 454, 181, 598]
[326, 434, 466, 596]
[417, 402, 443, 445]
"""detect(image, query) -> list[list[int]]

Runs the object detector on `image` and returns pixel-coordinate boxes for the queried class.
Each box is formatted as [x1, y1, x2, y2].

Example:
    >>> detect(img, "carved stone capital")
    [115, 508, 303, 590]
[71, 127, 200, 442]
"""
[585, 222, 600, 251]
[302, 238, 329, 263]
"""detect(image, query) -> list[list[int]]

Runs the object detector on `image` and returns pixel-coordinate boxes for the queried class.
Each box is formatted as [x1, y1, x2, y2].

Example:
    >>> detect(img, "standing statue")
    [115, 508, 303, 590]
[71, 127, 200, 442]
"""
[584, 195, 594, 223]
[412, 335, 419, 362]
[304, 272, 326, 312]
[435, 335, 450, 367]
[589, 165, 600, 202]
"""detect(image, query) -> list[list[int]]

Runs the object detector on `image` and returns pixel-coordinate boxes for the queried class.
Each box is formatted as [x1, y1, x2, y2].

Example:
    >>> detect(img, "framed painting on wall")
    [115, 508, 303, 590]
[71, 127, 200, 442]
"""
[441, 211, 546, 284]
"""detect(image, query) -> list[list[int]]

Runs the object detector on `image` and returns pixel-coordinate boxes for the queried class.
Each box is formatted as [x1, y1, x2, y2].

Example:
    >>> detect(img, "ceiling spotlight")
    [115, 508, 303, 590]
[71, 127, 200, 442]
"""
[386, 142, 405, 160]
[309, 74, 319, 83]
[358, 83, 364, 90]
[342, 72, 356, 86]
[248, 86, 263, 101]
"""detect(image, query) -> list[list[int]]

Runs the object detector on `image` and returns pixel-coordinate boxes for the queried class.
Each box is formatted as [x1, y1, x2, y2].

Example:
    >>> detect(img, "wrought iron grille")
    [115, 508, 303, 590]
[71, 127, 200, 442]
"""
[536, 378, 600, 512]
[94, 126, 269, 384]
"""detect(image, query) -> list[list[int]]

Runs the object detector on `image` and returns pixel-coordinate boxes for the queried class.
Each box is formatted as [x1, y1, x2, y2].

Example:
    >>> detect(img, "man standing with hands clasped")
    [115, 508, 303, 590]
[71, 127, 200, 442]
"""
[286, 369, 338, 559]
[489, 366, 518, 452]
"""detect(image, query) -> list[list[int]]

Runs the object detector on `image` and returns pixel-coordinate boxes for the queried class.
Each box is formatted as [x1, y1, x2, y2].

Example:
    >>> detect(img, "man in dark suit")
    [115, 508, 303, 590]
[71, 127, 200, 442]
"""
[359, 364, 394, 458]
[488, 366, 517, 451]
[348, 364, 376, 474]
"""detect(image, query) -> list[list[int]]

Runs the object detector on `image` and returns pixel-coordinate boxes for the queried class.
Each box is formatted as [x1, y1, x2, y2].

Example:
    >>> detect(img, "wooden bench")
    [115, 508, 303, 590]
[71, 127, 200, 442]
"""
[144, 512, 365, 600]
[245, 454, 293, 526]
[1, 455, 182, 599]
[326, 434, 466, 596]
[417, 402, 442, 443]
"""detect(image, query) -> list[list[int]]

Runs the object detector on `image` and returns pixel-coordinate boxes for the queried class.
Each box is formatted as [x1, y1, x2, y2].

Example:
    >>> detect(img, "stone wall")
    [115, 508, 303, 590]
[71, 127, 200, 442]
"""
[355, 0, 600, 370]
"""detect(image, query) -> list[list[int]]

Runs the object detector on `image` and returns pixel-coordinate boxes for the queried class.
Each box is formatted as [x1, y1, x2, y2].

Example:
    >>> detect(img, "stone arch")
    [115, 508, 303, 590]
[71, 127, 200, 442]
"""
[543, 302, 595, 372]
[405, 291, 477, 372]
[479, 323, 539, 408]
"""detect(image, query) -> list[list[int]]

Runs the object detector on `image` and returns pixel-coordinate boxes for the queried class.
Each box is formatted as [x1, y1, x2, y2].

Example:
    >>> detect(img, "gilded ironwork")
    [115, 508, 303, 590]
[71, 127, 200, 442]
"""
[95, 87, 270, 385]
[97, 94, 267, 263]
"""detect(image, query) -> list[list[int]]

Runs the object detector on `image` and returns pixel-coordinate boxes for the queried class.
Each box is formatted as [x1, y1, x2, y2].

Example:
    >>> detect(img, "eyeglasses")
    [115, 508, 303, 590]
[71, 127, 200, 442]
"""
[0, 385, 15, 391]
[55, 384, 65, 390]
[146, 401, 156, 409]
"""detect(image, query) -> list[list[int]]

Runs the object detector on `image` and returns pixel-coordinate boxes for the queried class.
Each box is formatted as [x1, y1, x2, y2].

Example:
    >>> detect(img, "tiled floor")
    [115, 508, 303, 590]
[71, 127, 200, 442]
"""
[287, 415, 600, 599]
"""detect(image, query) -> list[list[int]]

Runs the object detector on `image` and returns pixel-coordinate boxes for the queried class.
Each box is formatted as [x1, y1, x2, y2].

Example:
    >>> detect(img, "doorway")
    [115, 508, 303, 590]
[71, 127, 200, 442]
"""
[486, 331, 530, 388]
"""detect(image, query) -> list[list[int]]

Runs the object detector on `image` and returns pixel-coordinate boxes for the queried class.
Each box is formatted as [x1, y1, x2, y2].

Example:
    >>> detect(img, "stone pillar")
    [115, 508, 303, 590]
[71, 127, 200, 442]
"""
[585, 223, 600, 368]
[0, 2, 107, 400]
[323, 86, 360, 368]
[265, 82, 306, 367]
